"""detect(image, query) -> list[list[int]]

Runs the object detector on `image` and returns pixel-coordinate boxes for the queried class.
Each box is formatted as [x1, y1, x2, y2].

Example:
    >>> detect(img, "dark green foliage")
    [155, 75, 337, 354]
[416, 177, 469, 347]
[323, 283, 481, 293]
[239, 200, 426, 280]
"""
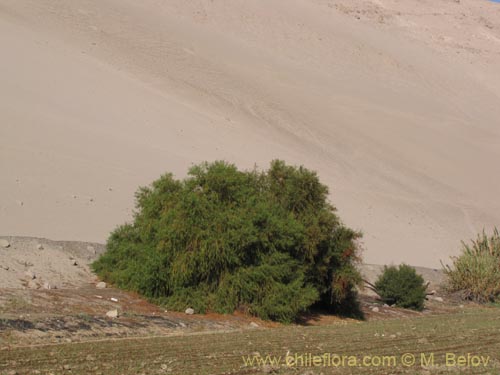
[374, 264, 426, 311]
[443, 228, 500, 303]
[93, 160, 362, 322]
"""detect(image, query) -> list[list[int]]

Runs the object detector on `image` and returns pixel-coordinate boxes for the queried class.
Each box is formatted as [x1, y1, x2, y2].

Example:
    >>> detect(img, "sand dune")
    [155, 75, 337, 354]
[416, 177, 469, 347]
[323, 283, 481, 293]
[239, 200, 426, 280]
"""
[1, 0, 499, 267]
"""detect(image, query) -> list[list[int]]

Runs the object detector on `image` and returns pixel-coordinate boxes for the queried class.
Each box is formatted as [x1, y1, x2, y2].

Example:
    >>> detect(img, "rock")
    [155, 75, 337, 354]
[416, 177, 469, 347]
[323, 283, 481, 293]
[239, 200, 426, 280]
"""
[106, 309, 119, 318]
[27, 280, 39, 289]
[2, 265, 9, 271]
[371, 307, 380, 313]
[87, 246, 96, 255]
[96, 281, 107, 289]
[179, 322, 187, 328]
[25, 270, 36, 280]
[185, 308, 195, 315]
[71, 260, 78, 266]
[63, 364, 71, 370]
[0, 239, 10, 248]
[433, 296, 444, 302]
[249, 322, 259, 328]
[110, 297, 118, 302]
[36, 244, 44, 250]
[43, 282, 52, 290]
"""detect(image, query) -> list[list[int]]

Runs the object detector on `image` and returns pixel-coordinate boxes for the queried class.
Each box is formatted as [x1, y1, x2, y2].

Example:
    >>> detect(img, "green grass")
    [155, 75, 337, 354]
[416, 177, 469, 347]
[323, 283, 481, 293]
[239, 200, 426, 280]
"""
[444, 228, 500, 302]
[2, 307, 500, 374]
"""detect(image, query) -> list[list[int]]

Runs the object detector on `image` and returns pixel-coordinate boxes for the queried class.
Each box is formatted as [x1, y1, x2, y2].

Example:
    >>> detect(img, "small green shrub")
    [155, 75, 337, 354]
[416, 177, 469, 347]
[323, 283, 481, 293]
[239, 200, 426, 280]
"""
[374, 264, 426, 310]
[93, 160, 362, 323]
[443, 229, 500, 303]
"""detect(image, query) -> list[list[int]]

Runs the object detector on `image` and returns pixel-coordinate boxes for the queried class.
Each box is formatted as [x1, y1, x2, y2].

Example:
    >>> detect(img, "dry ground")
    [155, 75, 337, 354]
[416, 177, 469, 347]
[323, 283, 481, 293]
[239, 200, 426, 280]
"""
[0, 238, 492, 374]
[2, 308, 499, 374]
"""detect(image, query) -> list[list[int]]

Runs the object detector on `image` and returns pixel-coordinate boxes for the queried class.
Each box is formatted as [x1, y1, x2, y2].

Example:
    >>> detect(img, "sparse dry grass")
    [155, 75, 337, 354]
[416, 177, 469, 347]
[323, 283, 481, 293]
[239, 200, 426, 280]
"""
[2, 307, 500, 374]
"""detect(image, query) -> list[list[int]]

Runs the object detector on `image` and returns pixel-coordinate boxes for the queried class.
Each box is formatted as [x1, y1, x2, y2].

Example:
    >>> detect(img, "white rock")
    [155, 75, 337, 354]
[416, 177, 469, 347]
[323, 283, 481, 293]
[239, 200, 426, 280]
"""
[27, 280, 39, 289]
[433, 296, 444, 302]
[36, 244, 44, 250]
[185, 308, 195, 315]
[110, 297, 118, 302]
[0, 239, 10, 248]
[371, 307, 380, 313]
[249, 322, 260, 328]
[43, 282, 52, 290]
[25, 270, 36, 280]
[106, 309, 119, 318]
[96, 281, 107, 289]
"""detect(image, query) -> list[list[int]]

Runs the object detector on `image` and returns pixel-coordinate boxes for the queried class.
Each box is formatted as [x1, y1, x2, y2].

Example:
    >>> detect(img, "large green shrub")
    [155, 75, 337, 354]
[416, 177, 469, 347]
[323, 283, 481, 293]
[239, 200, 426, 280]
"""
[93, 160, 362, 323]
[374, 264, 426, 310]
[443, 229, 500, 303]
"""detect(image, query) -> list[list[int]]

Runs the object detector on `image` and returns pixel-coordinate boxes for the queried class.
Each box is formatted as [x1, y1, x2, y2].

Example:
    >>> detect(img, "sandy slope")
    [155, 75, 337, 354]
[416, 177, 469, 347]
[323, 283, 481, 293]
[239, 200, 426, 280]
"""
[1, 0, 499, 267]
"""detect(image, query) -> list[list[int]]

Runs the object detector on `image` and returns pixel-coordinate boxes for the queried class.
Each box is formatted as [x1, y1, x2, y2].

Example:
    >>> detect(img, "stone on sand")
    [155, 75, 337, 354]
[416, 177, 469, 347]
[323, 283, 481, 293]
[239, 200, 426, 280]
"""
[106, 309, 119, 318]
[185, 308, 194, 315]
[0, 239, 10, 248]
[27, 280, 39, 289]
[96, 281, 107, 289]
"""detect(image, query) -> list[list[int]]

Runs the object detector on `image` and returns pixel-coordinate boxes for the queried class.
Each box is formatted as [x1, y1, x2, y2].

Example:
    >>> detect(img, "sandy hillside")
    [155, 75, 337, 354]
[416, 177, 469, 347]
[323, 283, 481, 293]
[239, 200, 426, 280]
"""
[1, 0, 499, 267]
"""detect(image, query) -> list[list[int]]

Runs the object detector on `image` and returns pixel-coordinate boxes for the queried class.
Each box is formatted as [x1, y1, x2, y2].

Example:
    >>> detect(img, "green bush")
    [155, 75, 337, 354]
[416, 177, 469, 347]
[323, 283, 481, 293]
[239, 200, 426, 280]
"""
[92, 160, 362, 323]
[374, 264, 426, 310]
[443, 229, 500, 303]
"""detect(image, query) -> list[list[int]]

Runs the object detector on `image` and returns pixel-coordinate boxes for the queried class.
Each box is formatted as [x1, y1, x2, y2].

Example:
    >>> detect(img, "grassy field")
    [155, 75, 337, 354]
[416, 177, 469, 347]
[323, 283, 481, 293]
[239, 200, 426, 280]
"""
[2, 307, 500, 375]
